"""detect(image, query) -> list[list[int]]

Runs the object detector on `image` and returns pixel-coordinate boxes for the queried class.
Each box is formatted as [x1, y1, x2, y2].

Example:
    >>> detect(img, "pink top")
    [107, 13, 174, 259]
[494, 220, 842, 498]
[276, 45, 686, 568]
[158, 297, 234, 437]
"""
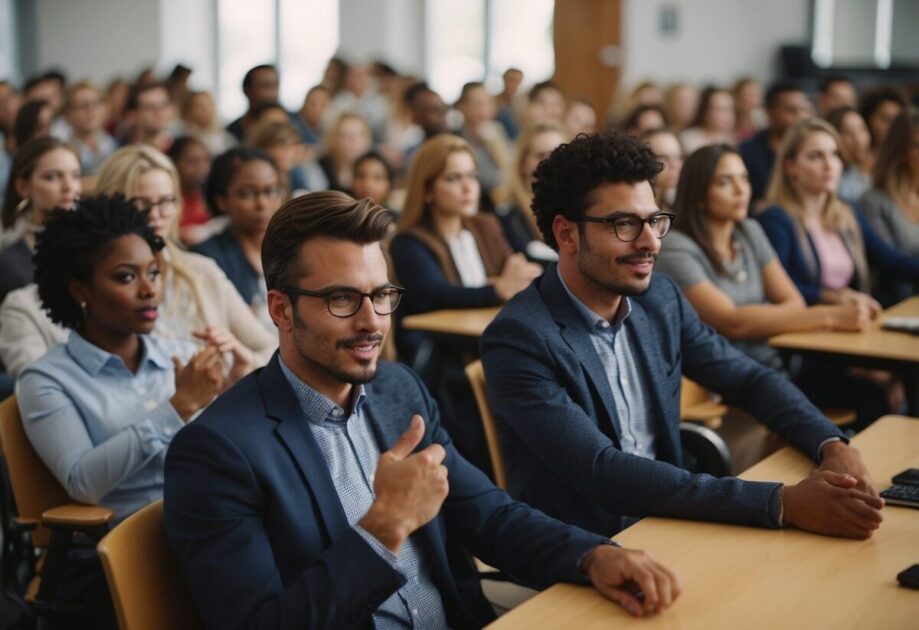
[805, 217, 854, 290]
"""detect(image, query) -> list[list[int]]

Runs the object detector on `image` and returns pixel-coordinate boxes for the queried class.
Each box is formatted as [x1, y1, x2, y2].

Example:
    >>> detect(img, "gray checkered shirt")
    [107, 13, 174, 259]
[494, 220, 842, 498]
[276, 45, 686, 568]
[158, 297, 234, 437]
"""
[280, 358, 448, 629]
[557, 267, 656, 459]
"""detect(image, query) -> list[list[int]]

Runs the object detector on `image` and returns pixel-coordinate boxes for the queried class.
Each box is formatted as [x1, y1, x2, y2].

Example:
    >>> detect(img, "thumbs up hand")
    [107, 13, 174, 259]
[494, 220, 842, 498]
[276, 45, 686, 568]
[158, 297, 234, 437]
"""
[358, 415, 450, 553]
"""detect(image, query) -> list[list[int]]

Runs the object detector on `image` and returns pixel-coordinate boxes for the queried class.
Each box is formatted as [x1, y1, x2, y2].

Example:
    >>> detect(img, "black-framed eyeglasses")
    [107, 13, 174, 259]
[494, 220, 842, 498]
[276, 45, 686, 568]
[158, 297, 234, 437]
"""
[129, 196, 178, 213]
[285, 285, 405, 318]
[576, 211, 676, 242]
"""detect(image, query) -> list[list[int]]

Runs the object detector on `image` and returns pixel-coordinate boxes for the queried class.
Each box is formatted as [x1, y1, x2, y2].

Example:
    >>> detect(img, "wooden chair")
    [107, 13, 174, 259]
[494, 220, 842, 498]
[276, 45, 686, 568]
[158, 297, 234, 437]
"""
[464, 360, 507, 490]
[98, 500, 201, 630]
[680, 378, 728, 430]
[0, 396, 114, 618]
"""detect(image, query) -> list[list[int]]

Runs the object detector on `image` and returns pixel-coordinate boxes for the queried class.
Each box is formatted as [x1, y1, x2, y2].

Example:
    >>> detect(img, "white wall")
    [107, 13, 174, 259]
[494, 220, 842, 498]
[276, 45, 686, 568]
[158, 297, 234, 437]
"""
[160, 0, 217, 91]
[338, 0, 425, 75]
[34, 0, 161, 85]
[0, 0, 18, 83]
[620, 0, 811, 87]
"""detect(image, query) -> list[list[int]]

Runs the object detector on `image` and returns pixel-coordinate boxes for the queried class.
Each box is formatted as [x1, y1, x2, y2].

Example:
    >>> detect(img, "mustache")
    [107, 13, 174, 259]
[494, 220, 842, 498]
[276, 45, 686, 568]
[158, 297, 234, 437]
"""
[336, 333, 384, 349]
[616, 251, 658, 264]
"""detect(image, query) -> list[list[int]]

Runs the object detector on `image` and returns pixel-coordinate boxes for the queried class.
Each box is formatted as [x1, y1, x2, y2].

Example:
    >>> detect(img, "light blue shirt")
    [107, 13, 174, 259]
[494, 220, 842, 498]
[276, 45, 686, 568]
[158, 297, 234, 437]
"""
[16, 331, 197, 521]
[279, 358, 447, 629]
[557, 267, 656, 459]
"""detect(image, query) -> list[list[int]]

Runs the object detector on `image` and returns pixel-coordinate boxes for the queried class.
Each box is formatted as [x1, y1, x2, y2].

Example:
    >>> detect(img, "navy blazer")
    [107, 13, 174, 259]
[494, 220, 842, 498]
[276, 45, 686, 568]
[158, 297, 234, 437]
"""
[164, 355, 606, 629]
[480, 265, 845, 537]
[757, 204, 919, 305]
[193, 228, 262, 307]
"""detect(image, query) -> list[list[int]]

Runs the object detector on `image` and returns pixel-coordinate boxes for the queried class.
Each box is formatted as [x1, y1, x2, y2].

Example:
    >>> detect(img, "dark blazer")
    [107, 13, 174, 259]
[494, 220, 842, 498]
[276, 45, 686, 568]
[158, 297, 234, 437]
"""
[0, 239, 33, 305]
[164, 355, 605, 629]
[390, 214, 510, 360]
[738, 129, 774, 204]
[480, 265, 845, 538]
[192, 228, 262, 307]
[757, 204, 919, 306]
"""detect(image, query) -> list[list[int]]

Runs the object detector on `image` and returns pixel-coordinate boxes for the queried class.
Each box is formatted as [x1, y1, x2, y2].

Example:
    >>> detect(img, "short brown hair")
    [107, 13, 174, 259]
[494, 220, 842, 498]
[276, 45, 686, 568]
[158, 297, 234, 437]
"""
[262, 191, 394, 291]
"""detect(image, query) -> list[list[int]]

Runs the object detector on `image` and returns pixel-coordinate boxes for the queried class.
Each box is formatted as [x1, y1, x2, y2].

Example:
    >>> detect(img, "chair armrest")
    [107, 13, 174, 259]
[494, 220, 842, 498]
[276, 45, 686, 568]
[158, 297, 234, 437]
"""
[41, 504, 115, 529]
[12, 515, 39, 530]
[680, 401, 727, 429]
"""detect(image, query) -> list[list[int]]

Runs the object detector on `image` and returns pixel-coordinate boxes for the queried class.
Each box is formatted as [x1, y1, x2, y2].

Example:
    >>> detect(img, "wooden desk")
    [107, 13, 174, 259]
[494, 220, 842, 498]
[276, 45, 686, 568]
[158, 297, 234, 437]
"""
[401, 307, 500, 339]
[489, 416, 919, 630]
[769, 296, 919, 363]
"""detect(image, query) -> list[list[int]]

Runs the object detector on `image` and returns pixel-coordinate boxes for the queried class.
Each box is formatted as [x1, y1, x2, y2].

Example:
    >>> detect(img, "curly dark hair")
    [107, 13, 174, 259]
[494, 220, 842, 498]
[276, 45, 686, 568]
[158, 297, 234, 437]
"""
[34, 195, 164, 329]
[531, 131, 663, 250]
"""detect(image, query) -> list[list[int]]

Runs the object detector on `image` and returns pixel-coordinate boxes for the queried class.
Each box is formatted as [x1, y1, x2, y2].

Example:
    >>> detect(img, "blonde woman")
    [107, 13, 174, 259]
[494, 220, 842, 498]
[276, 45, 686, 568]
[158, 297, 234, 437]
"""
[390, 133, 541, 475]
[317, 112, 372, 192]
[94, 145, 275, 365]
[757, 118, 919, 309]
[497, 122, 566, 259]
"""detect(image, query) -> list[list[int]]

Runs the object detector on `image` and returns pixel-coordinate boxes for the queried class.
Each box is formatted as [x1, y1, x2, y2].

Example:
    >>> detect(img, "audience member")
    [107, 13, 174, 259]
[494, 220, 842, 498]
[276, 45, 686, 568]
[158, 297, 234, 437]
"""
[195, 147, 284, 329]
[226, 64, 283, 142]
[317, 112, 372, 193]
[247, 120, 322, 195]
[0, 138, 81, 299]
[179, 90, 236, 155]
[12, 98, 54, 149]
[62, 81, 117, 174]
[526, 80, 566, 126]
[296, 84, 330, 146]
[122, 82, 175, 152]
[494, 67, 524, 139]
[642, 128, 684, 210]
[739, 81, 812, 205]
[860, 110, 919, 300]
[23, 71, 65, 115]
[621, 104, 667, 137]
[324, 64, 389, 142]
[817, 75, 857, 117]
[732, 77, 765, 141]
[497, 122, 566, 259]
[758, 118, 919, 309]
[18, 197, 224, 629]
[565, 98, 598, 138]
[480, 131, 882, 540]
[827, 106, 873, 204]
[166, 136, 213, 244]
[95, 144, 276, 363]
[455, 81, 511, 205]
[351, 151, 395, 209]
[321, 56, 349, 95]
[664, 83, 699, 132]
[658, 144, 890, 426]
[164, 190, 680, 627]
[859, 85, 909, 150]
[404, 82, 449, 149]
[103, 78, 130, 137]
[680, 86, 736, 154]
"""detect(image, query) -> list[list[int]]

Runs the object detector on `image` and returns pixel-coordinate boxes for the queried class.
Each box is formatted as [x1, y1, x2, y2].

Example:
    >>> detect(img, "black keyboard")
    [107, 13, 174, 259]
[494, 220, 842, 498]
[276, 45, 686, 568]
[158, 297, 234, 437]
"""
[881, 484, 919, 508]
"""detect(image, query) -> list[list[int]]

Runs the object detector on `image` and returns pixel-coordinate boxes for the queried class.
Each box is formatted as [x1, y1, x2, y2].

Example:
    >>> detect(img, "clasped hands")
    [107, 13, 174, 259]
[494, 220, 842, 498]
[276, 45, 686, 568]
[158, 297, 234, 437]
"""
[358, 415, 681, 618]
[782, 441, 884, 539]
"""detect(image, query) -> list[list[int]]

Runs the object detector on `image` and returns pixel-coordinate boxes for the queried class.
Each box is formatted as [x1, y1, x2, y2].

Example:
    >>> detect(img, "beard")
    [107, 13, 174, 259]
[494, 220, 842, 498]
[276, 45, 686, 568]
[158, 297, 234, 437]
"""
[578, 246, 657, 297]
[292, 309, 383, 386]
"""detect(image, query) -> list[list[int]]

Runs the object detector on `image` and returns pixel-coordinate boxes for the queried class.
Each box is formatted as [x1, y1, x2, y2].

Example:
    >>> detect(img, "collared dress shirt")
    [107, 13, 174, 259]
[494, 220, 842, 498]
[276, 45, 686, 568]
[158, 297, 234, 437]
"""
[16, 331, 197, 522]
[279, 358, 448, 629]
[557, 267, 656, 459]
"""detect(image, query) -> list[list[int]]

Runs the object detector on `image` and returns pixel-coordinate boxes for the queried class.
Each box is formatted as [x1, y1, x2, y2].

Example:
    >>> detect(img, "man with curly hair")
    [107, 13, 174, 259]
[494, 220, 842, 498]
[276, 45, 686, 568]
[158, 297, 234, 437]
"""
[481, 131, 884, 541]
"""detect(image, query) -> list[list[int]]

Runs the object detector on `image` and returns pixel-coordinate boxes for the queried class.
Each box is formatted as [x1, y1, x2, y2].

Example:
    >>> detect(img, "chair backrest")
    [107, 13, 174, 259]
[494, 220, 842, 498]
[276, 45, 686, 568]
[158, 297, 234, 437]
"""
[679, 423, 732, 477]
[98, 500, 202, 630]
[464, 360, 507, 490]
[0, 396, 71, 549]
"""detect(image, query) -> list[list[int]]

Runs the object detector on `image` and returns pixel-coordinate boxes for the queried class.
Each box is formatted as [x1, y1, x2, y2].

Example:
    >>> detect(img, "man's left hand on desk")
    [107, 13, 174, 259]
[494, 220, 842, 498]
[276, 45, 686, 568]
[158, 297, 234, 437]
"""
[817, 441, 879, 497]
